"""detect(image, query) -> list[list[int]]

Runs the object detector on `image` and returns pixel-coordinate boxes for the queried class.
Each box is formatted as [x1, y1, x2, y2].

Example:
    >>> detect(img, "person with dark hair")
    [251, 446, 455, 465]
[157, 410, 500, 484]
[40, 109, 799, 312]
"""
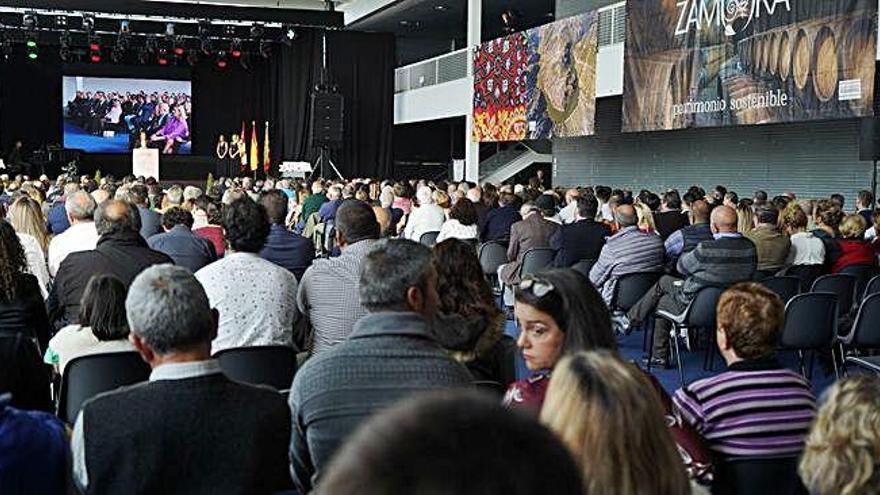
[195, 197, 299, 352]
[664, 199, 714, 268]
[481, 192, 522, 242]
[753, 190, 768, 207]
[550, 195, 611, 268]
[431, 239, 512, 384]
[812, 200, 844, 269]
[48, 200, 172, 330]
[192, 196, 226, 258]
[830, 193, 845, 209]
[44, 275, 133, 373]
[673, 283, 816, 457]
[128, 183, 162, 239]
[289, 239, 471, 493]
[72, 265, 292, 493]
[0, 220, 52, 412]
[436, 197, 479, 242]
[855, 189, 875, 227]
[147, 207, 216, 273]
[259, 189, 315, 281]
[317, 390, 583, 495]
[0, 392, 69, 493]
[745, 206, 790, 276]
[655, 190, 689, 240]
[297, 200, 381, 354]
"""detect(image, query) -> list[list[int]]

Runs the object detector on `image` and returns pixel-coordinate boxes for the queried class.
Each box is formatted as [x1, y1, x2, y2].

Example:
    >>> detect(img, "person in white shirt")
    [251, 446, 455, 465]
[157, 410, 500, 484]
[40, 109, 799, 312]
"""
[47, 191, 99, 277]
[436, 198, 479, 243]
[403, 186, 446, 242]
[557, 188, 581, 225]
[195, 196, 299, 352]
[782, 203, 825, 266]
[7, 197, 51, 298]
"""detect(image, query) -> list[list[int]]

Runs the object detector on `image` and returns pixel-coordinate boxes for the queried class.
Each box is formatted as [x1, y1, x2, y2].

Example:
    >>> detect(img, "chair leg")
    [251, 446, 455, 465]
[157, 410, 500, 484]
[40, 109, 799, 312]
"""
[830, 347, 841, 380]
[797, 350, 807, 378]
[672, 325, 685, 387]
[808, 352, 815, 380]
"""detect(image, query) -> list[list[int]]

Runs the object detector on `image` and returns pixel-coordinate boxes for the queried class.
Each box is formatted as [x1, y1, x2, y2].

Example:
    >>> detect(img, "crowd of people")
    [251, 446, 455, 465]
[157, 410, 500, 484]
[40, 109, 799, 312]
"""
[65, 90, 192, 153]
[0, 169, 878, 494]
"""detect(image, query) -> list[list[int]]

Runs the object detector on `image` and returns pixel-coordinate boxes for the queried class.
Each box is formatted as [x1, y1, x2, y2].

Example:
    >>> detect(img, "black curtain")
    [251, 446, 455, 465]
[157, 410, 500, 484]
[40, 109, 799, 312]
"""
[0, 50, 63, 152]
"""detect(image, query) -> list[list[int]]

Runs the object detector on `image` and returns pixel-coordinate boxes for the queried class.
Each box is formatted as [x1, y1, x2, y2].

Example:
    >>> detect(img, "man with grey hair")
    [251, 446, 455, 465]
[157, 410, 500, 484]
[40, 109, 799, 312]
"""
[163, 184, 184, 210]
[289, 239, 471, 493]
[71, 265, 291, 493]
[403, 186, 445, 241]
[46, 181, 81, 235]
[48, 200, 172, 329]
[318, 185, 344, 223]
[47, 190, 99, 277]
[589, 203, 665, 304]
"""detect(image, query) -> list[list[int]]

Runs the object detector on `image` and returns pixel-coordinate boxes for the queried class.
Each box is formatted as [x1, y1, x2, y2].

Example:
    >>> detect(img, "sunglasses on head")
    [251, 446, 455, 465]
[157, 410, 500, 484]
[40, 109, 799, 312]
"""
[518, 276, 555, 298]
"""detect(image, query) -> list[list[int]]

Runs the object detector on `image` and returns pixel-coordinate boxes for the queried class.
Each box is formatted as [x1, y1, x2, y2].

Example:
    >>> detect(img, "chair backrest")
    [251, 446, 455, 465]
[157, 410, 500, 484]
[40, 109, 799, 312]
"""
[685, 286, 724, 330]
[712, 456, 807, 495]
[865, 274, 880, 299]
[419, 231, 440, 247]
[811, 274, 856, 317]
[215, 346, 297, 391]
[478, 241, 508, 276]
[570, 259, 596, 277]
[781, 293, 838, 350]
[58, 351, 151, 424]
[761, 276, 800, 304]
[519, 248, 556, 279]
[473, 380, 507, 397]
[848, 293, 880, 348]
[783, 264, 824, 292]
[611, 272, 662, 312]
[839, 263, 875, 302]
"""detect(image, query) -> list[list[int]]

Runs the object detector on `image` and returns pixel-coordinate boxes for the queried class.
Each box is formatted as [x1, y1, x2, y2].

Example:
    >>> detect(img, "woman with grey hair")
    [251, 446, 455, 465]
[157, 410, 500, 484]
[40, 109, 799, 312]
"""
[402, 186, 446, 241]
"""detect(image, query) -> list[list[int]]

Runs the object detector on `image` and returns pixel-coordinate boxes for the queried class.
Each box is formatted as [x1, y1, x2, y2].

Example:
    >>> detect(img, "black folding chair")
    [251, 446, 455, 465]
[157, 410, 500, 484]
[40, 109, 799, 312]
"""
[838, 293, 880, 372]
[761, 276, 800, 304]
[712, 455, 808, 495]
[781, 264, 823, 293]
[419, 231, 440, 247]
[864, 274, 880, 298]
[478, 241, 508, 290]
[655, 286, 724, 387]
[811, 274, 856, 318]
[570, 259, 596, 277]
[609, 272, 662, 348]
[473, 380, 507, 398]
[58, 351, 151, 424]
[845, 355, 880, 375]
[780, 293, 839, 379]
[839, 263, 876, 303]
[518, 248, 556, 280]
[215, 346, 297, 392]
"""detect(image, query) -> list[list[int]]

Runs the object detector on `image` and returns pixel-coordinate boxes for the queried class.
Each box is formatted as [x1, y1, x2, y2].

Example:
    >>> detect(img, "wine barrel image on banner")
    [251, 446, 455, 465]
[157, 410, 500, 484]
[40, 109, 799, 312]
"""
[811, 26, 838, 102]
[792, 28, 813, 91]
[839, 17, 876, 109]
[766, 32, 779, 76]
[777, 31, 792, 80]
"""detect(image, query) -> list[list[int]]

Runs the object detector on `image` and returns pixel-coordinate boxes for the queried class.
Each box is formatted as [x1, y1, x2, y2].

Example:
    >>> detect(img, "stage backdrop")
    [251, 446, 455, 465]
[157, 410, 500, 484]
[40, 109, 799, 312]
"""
[623, 0, 878, 133]
[0, 29, 394, 179]
[473, 10, 598, 142]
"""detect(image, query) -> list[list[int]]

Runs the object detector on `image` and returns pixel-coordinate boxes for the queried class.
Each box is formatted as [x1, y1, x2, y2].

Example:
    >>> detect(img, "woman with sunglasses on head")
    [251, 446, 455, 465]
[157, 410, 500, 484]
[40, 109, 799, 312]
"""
[503, 268, 713, 483]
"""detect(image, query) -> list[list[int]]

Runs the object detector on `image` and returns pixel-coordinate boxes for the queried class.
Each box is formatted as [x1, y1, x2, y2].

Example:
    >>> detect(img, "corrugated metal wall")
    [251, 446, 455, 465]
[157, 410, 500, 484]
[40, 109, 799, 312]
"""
[556, 0, 620, 19]
[553, 98, 872, 200]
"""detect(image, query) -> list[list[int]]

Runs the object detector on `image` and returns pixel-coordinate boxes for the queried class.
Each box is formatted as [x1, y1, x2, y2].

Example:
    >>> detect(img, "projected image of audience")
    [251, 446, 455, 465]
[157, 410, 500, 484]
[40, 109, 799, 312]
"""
[63, 76, 192, 155]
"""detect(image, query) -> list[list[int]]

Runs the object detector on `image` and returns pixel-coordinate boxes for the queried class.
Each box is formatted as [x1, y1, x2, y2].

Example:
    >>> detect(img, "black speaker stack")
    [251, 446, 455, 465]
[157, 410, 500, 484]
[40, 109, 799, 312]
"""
[309, 91, 344, 148]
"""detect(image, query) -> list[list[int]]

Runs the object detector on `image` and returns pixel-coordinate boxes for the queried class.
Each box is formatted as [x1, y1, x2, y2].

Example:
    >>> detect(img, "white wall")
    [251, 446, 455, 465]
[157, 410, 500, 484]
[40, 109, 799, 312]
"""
[394, 77, 473, 125]
[596, 44, 624, 97]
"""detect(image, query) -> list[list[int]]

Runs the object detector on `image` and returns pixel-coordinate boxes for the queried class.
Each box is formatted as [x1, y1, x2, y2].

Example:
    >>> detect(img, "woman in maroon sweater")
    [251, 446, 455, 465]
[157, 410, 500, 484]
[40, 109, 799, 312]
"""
[831, 214, 875, 273]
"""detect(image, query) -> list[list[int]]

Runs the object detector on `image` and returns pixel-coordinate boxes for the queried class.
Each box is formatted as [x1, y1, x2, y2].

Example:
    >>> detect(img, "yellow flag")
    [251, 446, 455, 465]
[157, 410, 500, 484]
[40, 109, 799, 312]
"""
[249, 121, 258, 171]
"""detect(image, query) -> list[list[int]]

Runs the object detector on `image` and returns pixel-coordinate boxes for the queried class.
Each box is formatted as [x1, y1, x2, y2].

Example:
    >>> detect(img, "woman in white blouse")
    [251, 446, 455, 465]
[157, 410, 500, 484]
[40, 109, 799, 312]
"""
[436, 196, 480, 243]
[7, 197, 51, 299]
[782, 203, 825, 266]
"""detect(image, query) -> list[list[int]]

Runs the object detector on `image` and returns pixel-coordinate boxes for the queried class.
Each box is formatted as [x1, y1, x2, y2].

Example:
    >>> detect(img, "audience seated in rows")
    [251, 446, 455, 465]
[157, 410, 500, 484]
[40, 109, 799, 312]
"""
[289, 239, 472, 492]
[147, 207, 216, 272]
[436, 196, 479, 242]
[46, 182, 78, 235]
[127, 184, 162, 240]
[44, 275, 133, 374]
[72, 264, 291, 493]
[403, 186, 445, 241]
[481, 191, 521, 242]
[550, 194, 610, 268]
[499, 196, 560, 305]
[195, 197, 299, 352]
[48, 200, 172, 330]
[191, 196, 226, 258]
[259, 189, 315, 280]
[831, 214, 874, 273]
[746, 206, 790, 277]
[47, 190, 99, 278]
[0, 393, 67, 493]
[664, 199, 713, 270]
[781, 202, 825, 267]
[655, 190, 690, 240]
[8, 197, 51, 298]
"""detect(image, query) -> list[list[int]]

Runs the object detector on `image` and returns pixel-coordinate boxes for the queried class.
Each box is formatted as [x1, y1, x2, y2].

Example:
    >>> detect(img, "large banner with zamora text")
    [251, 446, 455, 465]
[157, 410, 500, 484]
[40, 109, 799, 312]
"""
[623, 0, 877, 133]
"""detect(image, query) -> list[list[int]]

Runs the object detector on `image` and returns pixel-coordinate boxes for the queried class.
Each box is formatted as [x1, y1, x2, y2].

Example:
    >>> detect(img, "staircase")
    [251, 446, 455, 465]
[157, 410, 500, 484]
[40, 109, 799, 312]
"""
[479, 141, 553, 185]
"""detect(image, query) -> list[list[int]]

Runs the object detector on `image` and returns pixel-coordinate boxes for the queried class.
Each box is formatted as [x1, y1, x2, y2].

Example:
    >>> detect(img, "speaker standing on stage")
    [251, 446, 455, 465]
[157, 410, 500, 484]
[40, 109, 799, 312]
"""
[215, 135, 229, 178]
[229, 134, 242, 178]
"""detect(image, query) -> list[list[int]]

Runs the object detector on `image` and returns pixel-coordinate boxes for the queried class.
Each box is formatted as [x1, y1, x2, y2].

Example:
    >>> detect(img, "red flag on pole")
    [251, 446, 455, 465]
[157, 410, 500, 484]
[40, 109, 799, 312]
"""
[263, 121, 271, 175]
[239, 121, 247, 173]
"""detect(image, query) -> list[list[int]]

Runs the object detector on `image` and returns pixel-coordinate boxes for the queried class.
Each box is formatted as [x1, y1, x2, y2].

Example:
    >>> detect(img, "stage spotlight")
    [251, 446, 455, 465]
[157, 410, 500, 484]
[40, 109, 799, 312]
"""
[224, 25, 237, 37]
[119, 20, 131, 35]
[55, 15, 68, 29]
[186, 50, 198, 67]
[157, 47, 169, 66]
[173, 45, 185, 57]
[88, 36, 101, 52]
[165, 23, 175, 38]
[216, 51, 228, 69]
[22, 12, 38, 30]
[259, 39, 271, 59]
[250, 23, 264, 39]
[230, 39, 242, 59]
[280, 25, 297, 46]
[82, 14, 95, 33]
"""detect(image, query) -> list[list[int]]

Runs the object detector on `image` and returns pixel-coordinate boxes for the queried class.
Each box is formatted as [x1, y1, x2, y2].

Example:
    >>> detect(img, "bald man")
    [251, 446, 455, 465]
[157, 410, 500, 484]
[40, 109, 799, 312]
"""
[589, 204, 665, 304]
[627, 205, 757, 368]
[48, 200, 173, 329]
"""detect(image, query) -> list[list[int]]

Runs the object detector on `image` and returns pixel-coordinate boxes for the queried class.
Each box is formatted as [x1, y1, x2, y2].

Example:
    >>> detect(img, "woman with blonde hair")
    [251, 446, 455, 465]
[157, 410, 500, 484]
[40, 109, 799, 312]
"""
[633, 201, 656, 234]
[736, 201, 754, 234]
[541, 350, 693, 495]
[831, 214, 875, 273]
[799, 375, 880, 495]
[7, 196, 50, 298]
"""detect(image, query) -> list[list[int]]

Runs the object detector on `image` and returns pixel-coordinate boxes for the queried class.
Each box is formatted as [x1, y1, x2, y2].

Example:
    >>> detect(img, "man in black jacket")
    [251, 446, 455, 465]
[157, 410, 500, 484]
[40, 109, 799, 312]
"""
[71, 264, 291, 494]
[47, 199, 172, 329]
[550, 195, 611, 268]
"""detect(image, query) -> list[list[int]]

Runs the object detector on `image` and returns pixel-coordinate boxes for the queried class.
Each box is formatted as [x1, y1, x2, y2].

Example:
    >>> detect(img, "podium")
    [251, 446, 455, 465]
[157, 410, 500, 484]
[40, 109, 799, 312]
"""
[132, 148, 159, 180]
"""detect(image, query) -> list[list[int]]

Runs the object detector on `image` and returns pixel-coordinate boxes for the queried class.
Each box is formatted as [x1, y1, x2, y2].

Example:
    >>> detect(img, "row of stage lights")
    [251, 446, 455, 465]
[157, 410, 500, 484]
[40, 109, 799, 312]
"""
[15, 12, 296, 69]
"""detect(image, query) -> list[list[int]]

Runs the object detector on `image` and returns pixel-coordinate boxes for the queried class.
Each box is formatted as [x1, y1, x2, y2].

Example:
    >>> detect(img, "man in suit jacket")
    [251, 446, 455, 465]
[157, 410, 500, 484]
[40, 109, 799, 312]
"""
[259, 190, 315, 281]
[481, 192, 521, 242]
[147, 207, 216, 273]
[71, 265, 291, 494]
[550, 195, 610, 268]
[128, 184, 162, 240]
[498, 196, 560, 305]
[47, 200, 173, 329]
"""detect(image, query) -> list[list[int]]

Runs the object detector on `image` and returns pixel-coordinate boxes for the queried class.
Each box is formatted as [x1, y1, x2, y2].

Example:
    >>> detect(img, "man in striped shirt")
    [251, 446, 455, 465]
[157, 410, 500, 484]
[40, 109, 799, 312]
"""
[672, 283, 816, 458]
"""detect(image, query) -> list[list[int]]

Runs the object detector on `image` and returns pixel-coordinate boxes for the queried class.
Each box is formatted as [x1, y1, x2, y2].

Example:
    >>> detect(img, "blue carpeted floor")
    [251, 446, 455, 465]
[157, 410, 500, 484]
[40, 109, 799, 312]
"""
[63, 121, 191, 154]
[503, 319, 836, 396]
